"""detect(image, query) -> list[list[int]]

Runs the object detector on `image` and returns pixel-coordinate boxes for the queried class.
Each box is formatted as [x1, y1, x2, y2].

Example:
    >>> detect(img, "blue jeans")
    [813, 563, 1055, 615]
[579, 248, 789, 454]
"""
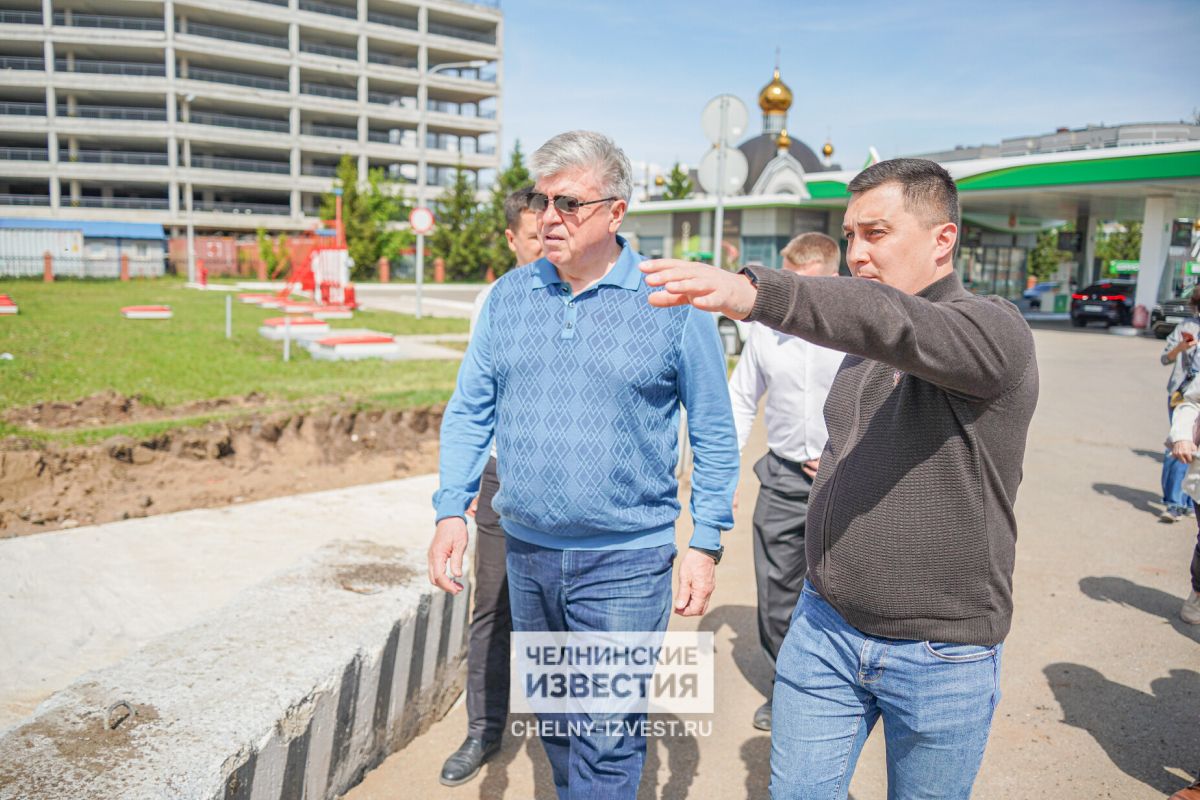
[771, 583, 1002, 800]
[1163, 404, 1193, 514]
[505, 534, 675, 800]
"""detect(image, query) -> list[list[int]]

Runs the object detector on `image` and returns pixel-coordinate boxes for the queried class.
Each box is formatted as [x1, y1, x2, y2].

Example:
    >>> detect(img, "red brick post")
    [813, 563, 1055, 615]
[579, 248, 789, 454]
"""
[43, 251, 53, 282]
[485, 266, 496, 283]
[120, 253, 130, 282]
[433, 257, 445, 284]
[378, 257, 390, 283]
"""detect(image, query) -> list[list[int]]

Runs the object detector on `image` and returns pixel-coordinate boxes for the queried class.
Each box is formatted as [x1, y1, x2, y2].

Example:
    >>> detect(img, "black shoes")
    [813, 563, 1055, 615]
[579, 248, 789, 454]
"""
[753, 701, 772, 731]
[439, 736, 502, 786]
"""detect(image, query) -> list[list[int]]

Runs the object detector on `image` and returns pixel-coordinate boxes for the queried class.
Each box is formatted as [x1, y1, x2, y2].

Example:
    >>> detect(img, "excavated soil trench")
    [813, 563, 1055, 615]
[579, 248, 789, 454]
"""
[0, 393, 443, 538]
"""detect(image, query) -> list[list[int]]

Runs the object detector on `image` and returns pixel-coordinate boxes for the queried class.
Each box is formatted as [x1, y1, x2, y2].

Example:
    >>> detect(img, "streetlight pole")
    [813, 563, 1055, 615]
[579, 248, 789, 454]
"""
[182, 93, 196, 284]
[414, 58, 487, 318]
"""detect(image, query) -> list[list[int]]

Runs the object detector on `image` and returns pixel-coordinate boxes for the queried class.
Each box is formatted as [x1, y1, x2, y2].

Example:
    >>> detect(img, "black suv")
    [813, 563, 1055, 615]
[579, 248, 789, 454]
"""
[1070, 280, 1135, 328]
[1150, 293, 1195, 339]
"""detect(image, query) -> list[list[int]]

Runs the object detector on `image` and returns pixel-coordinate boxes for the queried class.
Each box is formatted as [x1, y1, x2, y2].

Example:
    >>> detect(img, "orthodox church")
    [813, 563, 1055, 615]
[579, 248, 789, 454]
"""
[734, 67, 838, 197]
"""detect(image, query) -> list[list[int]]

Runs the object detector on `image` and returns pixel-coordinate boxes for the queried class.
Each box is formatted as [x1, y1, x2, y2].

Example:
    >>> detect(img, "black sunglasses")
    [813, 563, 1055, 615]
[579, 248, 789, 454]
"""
[527, 192, 617, 215]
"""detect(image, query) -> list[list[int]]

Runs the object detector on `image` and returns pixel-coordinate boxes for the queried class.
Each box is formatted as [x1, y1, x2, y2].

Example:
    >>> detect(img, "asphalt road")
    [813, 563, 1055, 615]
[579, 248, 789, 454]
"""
[344, 323, 1200, 800]
[355, 283, 482, 318]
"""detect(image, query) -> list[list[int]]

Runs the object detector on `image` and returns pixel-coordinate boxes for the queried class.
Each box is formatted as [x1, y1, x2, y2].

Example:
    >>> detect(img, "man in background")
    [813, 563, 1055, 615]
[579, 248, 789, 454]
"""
[727, 232, 844, 732]
[436, 186, 541, 787]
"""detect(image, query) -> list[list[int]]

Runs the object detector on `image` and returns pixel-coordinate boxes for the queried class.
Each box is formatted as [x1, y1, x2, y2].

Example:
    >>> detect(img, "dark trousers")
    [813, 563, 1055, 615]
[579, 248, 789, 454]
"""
[752, 450, 814, 671]
[1193, 516, 1200, 593]
[466, 456, 510, 742]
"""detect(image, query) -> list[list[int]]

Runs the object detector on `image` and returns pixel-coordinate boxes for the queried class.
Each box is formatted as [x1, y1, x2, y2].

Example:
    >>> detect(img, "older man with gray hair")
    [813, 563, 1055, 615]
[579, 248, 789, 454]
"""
[429, 130, 738, 798]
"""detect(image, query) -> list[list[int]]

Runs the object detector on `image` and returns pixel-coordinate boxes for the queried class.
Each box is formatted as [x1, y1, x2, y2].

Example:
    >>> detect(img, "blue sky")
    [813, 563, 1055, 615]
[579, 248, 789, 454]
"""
[499, 0, 1198, 180]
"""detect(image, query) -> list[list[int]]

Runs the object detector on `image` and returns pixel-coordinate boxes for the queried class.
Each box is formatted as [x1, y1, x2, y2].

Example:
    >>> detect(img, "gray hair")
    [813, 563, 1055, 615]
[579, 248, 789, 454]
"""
[530, 131, 633, 203]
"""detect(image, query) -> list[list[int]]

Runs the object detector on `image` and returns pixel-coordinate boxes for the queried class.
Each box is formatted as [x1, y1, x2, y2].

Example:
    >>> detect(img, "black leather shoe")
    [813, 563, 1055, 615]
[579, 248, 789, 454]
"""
[753, 701, 772, 731]
[439, 736, 501, 786]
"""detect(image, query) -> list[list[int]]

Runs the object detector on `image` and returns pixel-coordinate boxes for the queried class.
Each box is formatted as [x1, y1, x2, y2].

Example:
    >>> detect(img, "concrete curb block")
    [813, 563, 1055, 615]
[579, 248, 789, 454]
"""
[0, 541, 471, 800]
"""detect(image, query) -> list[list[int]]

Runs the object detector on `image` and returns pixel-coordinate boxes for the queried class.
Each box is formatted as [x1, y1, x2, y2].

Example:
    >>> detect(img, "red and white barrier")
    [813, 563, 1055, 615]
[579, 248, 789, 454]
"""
[121, 305, 172, 320]
[307, 332, 401, 361]
[257, 316, 331, 340]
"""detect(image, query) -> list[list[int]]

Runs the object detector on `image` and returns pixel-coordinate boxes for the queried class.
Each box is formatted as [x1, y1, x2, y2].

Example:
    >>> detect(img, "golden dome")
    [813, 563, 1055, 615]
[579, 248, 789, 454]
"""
[777, 128, 791, 150]
[654, 174, 665, 187]
[758, 68, 792, 114]
[822, 140, 834, 158]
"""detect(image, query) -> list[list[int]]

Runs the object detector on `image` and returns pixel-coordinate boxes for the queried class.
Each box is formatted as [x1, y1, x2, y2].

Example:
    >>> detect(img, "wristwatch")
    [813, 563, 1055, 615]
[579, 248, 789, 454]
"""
[739, 266, 762, 287]
[690, 545, 724, 565]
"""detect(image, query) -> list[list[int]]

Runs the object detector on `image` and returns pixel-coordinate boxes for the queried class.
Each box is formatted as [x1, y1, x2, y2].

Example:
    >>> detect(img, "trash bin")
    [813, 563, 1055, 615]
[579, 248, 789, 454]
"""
[1054, 294, 1069, 313]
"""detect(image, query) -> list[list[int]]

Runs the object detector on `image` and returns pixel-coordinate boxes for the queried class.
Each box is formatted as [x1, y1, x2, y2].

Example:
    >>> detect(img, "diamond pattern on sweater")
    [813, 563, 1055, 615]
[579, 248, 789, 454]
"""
[485, 262, 690, 536]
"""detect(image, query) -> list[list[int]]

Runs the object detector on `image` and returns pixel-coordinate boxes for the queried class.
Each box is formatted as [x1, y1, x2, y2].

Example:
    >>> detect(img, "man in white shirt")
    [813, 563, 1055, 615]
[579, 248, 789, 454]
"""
[727, 231, 845, 731]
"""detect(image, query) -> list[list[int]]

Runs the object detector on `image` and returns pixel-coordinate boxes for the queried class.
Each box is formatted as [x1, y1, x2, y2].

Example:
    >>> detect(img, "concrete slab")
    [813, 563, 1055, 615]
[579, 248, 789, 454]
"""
[0, 474, 444, 731]
[0, 540, 470, 800]
[0, 474, 472, 800]
[301, 334, 464, 362]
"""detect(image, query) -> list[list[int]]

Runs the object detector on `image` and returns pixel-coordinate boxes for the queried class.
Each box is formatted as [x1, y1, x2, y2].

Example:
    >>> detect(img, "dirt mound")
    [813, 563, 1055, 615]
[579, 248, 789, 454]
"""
[0, 404, 443, 537]
[5, 391, 270, 430]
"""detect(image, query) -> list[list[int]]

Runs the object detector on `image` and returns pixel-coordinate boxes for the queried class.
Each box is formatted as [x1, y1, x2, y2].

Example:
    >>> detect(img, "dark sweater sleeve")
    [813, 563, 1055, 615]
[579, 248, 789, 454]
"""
[746, 268, 1033, 402]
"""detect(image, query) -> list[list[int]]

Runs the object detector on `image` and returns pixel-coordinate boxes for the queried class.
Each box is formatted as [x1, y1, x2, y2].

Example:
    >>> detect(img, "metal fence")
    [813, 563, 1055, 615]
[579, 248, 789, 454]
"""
[367, 51, 417, 69]
[183, 21, 288, 49]
[300, 81, 357, 101]
[300, 40, 358, 60]
[0, 10, 42, 24]
[0, 256, 166, 279]
[58, 104, 166, 121]
[0, 101, 46, 116]
[55, 58, 166, 76]
[188, 110, 289, 133]
[366, 9, 416, 29]
[186, 66, 288, 92]
[191, 154, 290, 174]
[53, 12, 164, 30]
[298, 0, 357, 19]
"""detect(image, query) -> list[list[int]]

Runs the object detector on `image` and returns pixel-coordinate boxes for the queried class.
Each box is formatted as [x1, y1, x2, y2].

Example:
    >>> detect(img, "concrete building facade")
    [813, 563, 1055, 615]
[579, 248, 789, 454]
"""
[0, 0, 502, 235]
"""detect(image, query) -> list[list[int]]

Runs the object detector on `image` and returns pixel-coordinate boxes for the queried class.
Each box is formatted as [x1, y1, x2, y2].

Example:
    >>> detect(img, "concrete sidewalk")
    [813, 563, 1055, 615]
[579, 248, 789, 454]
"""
[0, 475, 472, 800]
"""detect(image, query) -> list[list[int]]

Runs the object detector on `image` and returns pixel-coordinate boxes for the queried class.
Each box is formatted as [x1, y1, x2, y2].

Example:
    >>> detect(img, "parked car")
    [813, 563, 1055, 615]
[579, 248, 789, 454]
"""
[716, 314, 749, 355]
[1150, 293, 1196, 339]
[1022, 281, 1060, 310]
[1069, 280, 1136, 328]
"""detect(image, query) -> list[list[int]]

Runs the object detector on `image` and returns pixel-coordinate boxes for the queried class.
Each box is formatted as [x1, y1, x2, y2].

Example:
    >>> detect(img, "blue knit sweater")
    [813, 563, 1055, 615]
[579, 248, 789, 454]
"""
[433, 237, 738, 550]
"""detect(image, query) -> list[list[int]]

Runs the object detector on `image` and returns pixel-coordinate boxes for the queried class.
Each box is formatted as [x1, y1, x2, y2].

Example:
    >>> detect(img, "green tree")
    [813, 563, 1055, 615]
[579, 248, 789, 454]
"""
[1028, 226, 1072, 281]
[429, 162, 488, 281]
[256, 228, 291, 278]
[318, 155, 412, 281]
[1096, 221, 1142, 276]
[662, 162, 693, 201]
[481, 141, 532, 277]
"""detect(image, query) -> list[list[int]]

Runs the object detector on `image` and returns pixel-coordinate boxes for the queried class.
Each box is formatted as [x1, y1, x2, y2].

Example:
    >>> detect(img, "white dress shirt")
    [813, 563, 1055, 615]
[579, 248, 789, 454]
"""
[728, 321, 845, 463]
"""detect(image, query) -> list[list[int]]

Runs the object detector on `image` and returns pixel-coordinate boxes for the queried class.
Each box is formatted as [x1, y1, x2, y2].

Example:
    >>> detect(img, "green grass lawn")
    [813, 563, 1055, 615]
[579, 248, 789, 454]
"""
[0, 278, 467, 440]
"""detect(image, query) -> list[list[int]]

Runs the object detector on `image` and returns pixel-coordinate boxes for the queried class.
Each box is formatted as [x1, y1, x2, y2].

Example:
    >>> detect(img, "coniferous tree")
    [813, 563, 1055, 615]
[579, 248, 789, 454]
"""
[482, 141, 533, 277]
[662, 162, 693, 201]
[429, 162, 488, 281]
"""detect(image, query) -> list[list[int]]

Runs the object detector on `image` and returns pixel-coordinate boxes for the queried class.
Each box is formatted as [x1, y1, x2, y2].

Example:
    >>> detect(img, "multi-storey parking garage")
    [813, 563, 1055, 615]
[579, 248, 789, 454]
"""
[0, 0, 501, 234]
